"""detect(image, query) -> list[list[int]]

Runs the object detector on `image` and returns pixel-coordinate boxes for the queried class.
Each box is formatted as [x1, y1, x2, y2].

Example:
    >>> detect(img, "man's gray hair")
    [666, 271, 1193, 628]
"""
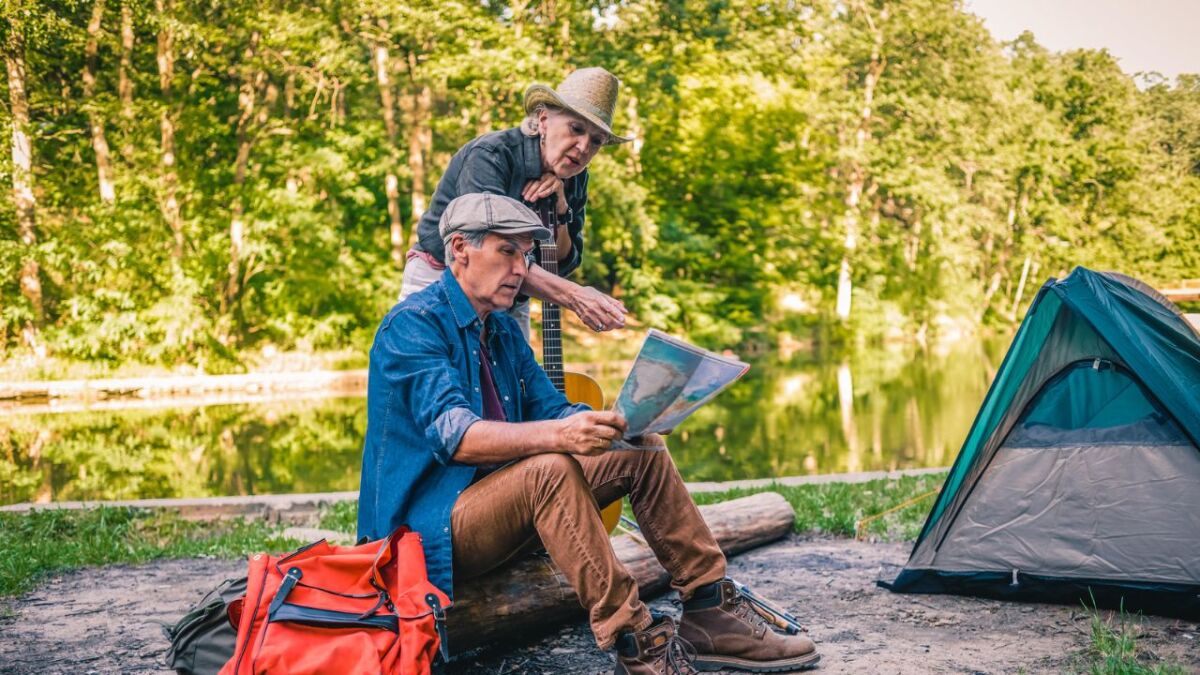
[444, 229, 489, 263]
[520, 102, 562, 137]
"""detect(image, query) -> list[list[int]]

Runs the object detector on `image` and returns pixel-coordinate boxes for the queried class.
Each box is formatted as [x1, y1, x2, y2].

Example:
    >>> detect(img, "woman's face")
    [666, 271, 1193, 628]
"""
[539, 110, 607, 179]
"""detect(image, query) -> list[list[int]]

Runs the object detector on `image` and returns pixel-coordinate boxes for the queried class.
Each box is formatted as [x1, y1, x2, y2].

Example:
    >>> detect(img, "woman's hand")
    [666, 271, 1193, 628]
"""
[522, 172, 569, 215]
[569, 286, 628, 332]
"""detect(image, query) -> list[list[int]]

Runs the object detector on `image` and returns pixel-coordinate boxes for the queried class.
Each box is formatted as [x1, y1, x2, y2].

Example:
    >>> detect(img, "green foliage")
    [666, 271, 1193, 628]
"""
[0, 506, 300, 597]
[0, 0, 1196, 364]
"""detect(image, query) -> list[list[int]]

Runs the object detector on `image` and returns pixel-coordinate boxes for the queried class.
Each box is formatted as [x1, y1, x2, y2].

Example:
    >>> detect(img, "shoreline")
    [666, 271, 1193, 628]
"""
[0, 466, 950, 518]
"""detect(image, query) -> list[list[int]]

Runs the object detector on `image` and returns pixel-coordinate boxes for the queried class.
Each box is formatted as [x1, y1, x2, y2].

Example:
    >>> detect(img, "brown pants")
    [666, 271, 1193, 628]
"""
[451, 448, 727, 648]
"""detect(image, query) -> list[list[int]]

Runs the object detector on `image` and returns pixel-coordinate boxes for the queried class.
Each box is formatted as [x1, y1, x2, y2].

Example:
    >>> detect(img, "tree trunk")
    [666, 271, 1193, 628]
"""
[118, 0, 135, 161]
[836, 4, 887, 322]
[372, 43, 404, 268]
[156, 0, 183, 261]
[402, 53, 430, 253]
[83, 0, 116, 204]
[5, 19, 43, 332]
[447, 492, 795, 655]
[224, 31, 264, 319]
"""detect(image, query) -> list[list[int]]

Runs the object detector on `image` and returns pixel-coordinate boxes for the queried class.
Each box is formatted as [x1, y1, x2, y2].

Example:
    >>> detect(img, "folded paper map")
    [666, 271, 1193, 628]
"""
[611, 330, 750, 447]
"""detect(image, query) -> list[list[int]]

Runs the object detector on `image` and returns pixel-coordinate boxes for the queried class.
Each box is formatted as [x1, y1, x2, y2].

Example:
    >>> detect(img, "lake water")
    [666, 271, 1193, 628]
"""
[0, 337, 1009, 505]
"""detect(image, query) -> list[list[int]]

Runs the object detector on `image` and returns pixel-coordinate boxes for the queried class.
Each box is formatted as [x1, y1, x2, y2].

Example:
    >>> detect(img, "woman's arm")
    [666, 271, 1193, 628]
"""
[520, 265, 627, 332]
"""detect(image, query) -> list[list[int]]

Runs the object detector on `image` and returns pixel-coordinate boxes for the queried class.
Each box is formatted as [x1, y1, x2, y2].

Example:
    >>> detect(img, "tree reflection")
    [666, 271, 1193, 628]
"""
[0, 339, 1005, 504]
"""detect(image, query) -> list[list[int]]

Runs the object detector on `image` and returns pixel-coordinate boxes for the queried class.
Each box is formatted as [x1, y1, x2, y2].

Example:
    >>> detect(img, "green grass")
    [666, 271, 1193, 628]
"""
[1, 474, 945, 599]
[319, 472, 947, 543]
[1082, 603, 1188, 675]
[0, 507, 301, 598]
[687, 473, 946, 540]
[319, 499, 359, 533]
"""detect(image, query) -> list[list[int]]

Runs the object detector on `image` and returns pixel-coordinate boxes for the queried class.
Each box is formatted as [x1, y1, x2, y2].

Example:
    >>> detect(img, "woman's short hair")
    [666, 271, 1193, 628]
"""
[520, 103, 563, 137]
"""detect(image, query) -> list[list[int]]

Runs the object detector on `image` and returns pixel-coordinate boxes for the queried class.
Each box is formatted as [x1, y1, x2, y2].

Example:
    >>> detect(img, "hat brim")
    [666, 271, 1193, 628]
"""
[460, 221, 553, 241]
[524, 85, 632, 145]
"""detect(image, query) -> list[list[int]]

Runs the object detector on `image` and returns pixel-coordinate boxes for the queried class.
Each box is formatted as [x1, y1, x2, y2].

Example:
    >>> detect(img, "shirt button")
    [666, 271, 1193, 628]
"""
[503, 396, 509, 401]
[474, 386, 480, 392]
[443, 527, 449, 533]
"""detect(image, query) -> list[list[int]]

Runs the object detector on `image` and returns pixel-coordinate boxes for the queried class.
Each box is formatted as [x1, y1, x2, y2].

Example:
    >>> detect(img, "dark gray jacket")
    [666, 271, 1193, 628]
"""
[413, 127, 587, 277]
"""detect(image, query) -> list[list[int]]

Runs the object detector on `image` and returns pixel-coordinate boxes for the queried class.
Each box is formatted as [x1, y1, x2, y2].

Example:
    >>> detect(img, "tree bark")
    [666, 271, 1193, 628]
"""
[83, 0, 116, 204]
[447, 492, 795, 655]
[372, 42, 404, 268]
[401, 52, 430, 254]
[224, 31, 264, 319]
[118, 0, 135, 161]
[836, 4, 887, 322]
[156, 0, 183, 261]
[5, 19, 43, 331]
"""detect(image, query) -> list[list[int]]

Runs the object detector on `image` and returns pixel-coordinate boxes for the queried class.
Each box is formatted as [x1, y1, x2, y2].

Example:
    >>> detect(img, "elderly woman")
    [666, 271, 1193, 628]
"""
[400, 67, 629, 338]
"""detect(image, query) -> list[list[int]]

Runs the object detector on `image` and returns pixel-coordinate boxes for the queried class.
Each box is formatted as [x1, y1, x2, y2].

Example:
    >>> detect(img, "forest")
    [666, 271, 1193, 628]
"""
[2, 0, 1197, 369]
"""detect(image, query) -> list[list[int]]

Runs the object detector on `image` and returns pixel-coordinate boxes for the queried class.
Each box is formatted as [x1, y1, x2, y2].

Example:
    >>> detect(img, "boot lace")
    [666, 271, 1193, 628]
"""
[729, 588, 774, 633]
[646, 632, 698, 674]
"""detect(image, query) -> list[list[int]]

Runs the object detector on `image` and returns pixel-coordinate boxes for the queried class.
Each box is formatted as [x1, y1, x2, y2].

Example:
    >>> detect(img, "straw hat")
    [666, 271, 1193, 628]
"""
[524, 67, 632, 145]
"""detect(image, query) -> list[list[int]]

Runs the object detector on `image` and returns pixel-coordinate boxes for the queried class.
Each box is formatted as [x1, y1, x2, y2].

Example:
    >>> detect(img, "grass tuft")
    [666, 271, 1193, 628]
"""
[0, 507, 301, 598]
[1082, 602, 1188, 675]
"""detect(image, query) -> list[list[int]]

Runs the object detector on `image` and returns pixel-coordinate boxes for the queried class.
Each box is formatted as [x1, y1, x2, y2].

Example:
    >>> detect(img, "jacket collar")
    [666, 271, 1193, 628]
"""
[520, 130, 543, 179]
[441, 269, 482, 330]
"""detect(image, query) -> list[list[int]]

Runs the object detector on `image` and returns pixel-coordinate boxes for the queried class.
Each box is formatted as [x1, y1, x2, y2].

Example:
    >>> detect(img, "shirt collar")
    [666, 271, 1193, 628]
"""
[441, 268, 482, 329]
[520, 130, 543, 179]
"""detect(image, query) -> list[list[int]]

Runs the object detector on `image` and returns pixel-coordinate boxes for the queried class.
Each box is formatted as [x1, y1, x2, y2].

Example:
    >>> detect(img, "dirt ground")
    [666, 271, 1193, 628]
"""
[1, 535, 1197, 674]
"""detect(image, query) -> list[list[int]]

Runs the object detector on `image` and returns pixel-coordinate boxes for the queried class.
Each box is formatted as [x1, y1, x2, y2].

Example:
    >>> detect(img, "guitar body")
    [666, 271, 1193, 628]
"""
[561, 371, 622, 534]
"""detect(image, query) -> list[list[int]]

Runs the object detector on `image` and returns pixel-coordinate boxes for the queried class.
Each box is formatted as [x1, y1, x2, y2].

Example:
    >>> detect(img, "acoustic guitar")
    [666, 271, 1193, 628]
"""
[534, 199, 623, 534]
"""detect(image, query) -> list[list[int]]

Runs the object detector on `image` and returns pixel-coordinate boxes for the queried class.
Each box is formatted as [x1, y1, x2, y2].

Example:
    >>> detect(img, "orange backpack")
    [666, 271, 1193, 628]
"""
[219, 527, 450, 675]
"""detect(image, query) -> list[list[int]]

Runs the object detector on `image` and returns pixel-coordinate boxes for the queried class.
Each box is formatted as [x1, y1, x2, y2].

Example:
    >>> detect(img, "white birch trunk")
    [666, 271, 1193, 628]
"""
[84, 0, 116, 204]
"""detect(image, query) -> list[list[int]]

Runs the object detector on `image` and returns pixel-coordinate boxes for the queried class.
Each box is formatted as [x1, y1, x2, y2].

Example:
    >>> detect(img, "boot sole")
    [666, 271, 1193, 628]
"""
[693, 651, 821, 672]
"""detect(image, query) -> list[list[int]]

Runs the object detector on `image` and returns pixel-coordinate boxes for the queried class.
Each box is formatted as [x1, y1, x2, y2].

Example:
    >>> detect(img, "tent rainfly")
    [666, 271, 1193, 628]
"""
[881, 267, 1200, 619]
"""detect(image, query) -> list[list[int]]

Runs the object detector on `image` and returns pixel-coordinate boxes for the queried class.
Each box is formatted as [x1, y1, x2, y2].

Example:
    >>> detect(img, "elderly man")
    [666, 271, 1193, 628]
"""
[357, 193, 819, 674]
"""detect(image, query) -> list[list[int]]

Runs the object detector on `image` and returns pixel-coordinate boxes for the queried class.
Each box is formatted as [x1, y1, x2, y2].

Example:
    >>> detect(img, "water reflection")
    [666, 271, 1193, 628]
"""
[0, 339, 1006, 505]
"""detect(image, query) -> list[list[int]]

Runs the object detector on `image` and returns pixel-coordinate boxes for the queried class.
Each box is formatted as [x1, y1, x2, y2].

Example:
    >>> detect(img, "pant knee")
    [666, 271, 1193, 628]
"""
[523, 453, 588, 497]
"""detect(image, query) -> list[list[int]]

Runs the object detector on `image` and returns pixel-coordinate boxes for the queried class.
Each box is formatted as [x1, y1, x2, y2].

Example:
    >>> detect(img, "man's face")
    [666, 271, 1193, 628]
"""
[539, 110, 606, 179]
[452, 232, 536, 316]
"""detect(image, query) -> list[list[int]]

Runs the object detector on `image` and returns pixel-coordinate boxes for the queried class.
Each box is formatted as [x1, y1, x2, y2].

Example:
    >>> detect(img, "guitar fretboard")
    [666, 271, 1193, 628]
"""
[536, 200, 566, 394]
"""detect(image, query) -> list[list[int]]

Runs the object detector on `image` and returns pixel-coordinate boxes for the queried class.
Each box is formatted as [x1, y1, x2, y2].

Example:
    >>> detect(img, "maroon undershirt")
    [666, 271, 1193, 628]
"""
[472, 331, 506, 483]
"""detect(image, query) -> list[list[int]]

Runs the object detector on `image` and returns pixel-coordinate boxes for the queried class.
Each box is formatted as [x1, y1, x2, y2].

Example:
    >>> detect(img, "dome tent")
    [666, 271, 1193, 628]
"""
[881, 267, 1200, 619]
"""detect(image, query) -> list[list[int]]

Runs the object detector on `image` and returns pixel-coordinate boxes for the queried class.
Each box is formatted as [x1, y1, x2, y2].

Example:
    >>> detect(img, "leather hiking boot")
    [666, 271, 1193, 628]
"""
[614, 614, 699, 675]
[678, 579, 820, 672]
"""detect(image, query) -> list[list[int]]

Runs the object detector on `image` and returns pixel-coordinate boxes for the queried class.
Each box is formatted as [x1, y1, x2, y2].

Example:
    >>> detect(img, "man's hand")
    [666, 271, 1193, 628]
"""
[557, 411, 627, 456]
[569, 285, 627, 332]
[522, 173, 568, 215]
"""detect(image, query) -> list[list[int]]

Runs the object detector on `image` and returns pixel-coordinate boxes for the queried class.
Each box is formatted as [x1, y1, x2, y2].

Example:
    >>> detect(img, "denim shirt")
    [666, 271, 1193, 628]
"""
[356, 269, 589, 598]
[412, 126, 587, 278]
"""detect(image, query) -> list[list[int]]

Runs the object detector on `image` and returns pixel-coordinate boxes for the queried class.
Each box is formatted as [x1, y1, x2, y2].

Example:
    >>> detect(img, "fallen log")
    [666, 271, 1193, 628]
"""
[447, 491, 795, 655]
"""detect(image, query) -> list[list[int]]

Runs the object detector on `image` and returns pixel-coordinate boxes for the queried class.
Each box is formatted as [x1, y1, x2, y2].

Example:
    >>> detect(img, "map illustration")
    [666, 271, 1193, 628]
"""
[612, 330, 750, 443]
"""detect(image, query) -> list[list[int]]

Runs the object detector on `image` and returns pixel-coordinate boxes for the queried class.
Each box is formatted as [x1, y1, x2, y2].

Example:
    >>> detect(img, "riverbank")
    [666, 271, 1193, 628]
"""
[1, 536, 1195, 674]
[0, 472, 947, 598]
[2, 472, 1196, 673]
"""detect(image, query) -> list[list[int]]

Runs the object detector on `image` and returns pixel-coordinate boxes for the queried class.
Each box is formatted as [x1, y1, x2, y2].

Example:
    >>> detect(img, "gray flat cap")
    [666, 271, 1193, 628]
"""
[439, 193, 552, 242]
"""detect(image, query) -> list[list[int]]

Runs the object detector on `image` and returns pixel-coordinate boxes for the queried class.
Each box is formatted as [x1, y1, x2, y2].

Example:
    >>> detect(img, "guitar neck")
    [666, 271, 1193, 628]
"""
[536, 199, 565, 393]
